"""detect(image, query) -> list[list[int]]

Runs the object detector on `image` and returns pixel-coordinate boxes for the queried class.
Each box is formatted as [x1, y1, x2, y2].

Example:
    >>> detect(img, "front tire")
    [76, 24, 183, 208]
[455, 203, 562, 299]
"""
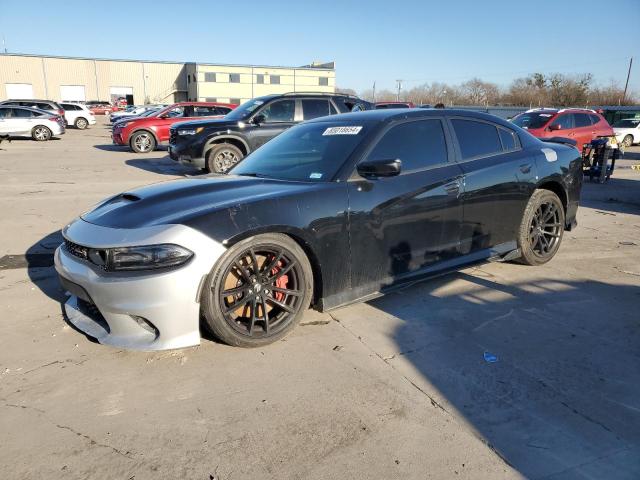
[75, 117, 88, 129]
[206, 143, 244, 173]
[130, 131, 156, 153]
[202, 234, 313, 347]
[516, 189, 565, 266]
[32, 126, 52, 141]
[622, 135, 633, 148]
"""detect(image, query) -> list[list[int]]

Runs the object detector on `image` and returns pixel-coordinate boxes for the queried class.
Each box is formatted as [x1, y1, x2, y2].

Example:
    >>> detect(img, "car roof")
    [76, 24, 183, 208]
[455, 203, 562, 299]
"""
[305, 108, 514, 125]
[0, 104, 52, 113]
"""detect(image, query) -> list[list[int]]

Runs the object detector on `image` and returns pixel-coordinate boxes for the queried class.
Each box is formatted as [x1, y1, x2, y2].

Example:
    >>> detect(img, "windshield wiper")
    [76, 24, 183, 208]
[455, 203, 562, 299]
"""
[236, 172, 266, 178]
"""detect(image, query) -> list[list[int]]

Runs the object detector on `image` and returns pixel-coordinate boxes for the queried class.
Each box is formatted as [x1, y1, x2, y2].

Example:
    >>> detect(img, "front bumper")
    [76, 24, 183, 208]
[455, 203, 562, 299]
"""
[54, 219, 226, 351]
[112, 131, 125, 145]
[169, 140, 206, 169]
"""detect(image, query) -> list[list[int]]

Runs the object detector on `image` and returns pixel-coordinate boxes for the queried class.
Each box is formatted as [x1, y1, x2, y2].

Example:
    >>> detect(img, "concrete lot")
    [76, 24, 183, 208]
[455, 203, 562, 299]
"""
[1, 117, 639, 480]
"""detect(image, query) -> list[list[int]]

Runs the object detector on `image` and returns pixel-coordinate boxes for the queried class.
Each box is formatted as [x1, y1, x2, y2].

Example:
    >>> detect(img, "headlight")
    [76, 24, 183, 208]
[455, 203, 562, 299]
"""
[178, 127, 204, 135]
[109, 244, 193, 271]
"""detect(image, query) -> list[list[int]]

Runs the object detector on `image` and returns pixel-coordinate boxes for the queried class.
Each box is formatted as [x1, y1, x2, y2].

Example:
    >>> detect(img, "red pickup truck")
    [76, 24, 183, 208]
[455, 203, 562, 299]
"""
[112, 102, 237, 153]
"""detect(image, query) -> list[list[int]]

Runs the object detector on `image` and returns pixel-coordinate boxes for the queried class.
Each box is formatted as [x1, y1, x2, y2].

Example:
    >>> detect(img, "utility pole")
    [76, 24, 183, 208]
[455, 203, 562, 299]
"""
[372, 81, 376, 102]
[2, 34, 7, 54]
[396, 79, 403, 101]
[622, 57, 633, 105]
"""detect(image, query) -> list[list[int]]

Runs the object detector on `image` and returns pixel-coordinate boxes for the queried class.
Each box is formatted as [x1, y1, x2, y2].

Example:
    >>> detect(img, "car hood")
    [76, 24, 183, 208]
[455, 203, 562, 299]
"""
[81, 175, 316, 229]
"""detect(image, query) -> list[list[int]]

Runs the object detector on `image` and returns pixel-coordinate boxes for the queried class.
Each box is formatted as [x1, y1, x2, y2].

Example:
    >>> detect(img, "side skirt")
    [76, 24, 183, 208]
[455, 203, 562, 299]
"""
[318, 241, 517, 312]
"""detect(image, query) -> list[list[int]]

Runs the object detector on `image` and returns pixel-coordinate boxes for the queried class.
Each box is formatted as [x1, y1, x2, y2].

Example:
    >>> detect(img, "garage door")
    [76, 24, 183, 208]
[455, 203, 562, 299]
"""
[109, 86, 133, 102]
[60, 85, 86, 102]
[5, 83, 34, 99]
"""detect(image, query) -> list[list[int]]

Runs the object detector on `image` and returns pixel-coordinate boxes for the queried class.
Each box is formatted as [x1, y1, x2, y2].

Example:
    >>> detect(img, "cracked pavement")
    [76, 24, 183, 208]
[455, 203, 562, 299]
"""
[1, 118, 639, 479]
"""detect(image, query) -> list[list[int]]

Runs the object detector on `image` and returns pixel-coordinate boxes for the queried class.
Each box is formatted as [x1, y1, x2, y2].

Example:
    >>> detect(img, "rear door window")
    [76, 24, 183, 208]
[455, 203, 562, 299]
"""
[498, 128, 518, 151]
[301, 99, 331, 120]
[589, 114, 601, 125]
[259, 100, 295, 123]
[193, 106, 222, 117]
[574, 113, 592, 128]
[451, 119, 503, 160]
[13, 108, 35, 118]
[366, 119, 448, 172]
[551, 114, 573, 130]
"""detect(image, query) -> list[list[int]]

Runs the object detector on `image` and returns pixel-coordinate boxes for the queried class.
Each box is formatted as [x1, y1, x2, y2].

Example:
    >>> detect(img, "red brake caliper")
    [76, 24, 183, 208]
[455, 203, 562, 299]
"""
[270, 259, 289, 302]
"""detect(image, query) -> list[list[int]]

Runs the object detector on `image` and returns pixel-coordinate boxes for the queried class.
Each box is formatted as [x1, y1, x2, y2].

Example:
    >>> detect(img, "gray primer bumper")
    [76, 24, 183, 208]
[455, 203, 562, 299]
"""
[55, 219, 226, 351]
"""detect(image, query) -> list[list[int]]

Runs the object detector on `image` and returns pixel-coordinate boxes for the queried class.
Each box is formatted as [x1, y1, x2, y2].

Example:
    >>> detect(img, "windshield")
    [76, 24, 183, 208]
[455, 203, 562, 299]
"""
[224, 97, 273, 120]
[230, 121, 371, 182]
[613, 119, 640, 128]
[512, 112, 556, 129]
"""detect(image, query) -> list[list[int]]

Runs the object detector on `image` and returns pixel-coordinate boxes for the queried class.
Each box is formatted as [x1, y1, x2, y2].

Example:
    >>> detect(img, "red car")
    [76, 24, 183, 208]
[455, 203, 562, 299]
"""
[511, 108, 613, 149]
[86, 101, 119, 116]
[112, 102, 237, 153]
[375, 101, 416, 109]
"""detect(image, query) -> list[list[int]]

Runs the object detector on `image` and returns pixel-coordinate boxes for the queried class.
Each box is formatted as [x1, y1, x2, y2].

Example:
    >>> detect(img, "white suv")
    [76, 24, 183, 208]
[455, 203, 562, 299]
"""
[0, 105, 65, 140]
[60, 102, 97, 130]
[612, 118, 640, 147]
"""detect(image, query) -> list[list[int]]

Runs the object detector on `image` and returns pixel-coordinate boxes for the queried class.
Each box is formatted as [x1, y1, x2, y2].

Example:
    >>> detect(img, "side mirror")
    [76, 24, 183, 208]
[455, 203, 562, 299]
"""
[252, 114, 266, 125]
[357, 159, 402, 178]
[548, 123, 561, 131]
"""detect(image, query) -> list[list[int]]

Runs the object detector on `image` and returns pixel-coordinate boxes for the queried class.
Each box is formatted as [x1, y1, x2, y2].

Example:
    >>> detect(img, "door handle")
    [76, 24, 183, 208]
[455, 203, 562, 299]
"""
[444, 180, 461, 196]
[519, 163, 532, 174]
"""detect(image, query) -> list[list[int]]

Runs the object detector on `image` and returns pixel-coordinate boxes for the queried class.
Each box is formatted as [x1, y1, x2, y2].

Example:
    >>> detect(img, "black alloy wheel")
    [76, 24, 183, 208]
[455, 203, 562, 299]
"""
[516, 189, 565, 266]
[529, 201, 562, 257]
[202, 234, 312, 347]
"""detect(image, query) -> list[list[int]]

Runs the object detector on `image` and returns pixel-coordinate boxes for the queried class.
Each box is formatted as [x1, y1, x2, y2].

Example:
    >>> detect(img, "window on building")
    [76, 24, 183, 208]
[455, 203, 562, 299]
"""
[319, 77, 329, 86]
[451, 119, 503, 160]
[365, 120, 448, 172]
[302, 99, 331, 120]
[256, 74, 264, 84]
[270, 75, 280, 85]
[204, 72, 216, 82]
[230, 74, 241, 83]
[187, 74, 191, 84]
[229, 98, 241, 105]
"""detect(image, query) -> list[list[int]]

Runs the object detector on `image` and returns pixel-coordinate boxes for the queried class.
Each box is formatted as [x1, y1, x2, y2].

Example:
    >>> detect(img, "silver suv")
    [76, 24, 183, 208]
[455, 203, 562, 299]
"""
[0, 99, 65, 117]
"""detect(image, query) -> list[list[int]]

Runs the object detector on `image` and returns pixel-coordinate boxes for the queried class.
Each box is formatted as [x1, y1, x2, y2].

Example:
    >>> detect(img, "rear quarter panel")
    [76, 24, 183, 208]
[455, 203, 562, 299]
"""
[536, 142, 582, 227]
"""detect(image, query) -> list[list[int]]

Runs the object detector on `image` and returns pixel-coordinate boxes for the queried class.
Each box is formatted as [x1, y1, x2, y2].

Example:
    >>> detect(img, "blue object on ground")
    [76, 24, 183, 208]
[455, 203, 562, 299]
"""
[484, 351, 498, 363]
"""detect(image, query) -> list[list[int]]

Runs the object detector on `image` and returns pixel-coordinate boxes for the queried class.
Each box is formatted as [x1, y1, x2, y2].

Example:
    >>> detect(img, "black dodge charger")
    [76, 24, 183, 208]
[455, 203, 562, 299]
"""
[55, 109, 582, 350]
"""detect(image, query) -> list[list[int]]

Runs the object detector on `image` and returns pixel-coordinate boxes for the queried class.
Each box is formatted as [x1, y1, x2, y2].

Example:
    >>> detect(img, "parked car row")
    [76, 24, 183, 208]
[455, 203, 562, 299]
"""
[0, 100, 67, 141]
[111, 102, 237, 153]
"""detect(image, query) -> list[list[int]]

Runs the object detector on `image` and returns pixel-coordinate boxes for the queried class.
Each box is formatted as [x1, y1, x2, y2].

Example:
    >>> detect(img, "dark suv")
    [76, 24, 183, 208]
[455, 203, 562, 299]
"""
[168, 92, 372, 172]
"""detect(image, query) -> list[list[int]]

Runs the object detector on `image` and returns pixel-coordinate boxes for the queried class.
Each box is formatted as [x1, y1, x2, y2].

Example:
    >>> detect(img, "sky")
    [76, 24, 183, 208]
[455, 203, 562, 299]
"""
[1, 0, 639, 94]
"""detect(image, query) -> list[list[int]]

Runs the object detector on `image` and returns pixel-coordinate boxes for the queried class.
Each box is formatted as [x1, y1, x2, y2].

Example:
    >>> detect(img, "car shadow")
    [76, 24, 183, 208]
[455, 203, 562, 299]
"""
[355, 268, 640, 478]
[125, 156, 201, 176]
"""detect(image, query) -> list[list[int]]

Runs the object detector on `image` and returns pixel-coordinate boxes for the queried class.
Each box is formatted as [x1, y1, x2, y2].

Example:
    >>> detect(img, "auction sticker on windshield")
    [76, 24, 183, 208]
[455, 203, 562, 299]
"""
[323, 126, 363, 136]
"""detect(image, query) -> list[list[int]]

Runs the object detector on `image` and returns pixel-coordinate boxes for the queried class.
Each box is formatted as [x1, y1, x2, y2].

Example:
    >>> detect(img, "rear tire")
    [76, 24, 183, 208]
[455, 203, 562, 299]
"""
[202, 233, 313, 347]
[75, 117, 88, 129]
[516, 189, 565, 266]
[32, 126, 52, 141]
[206, 143, 244, 173]
[130, 131, 156, 153]
[622, 135, 633, 148]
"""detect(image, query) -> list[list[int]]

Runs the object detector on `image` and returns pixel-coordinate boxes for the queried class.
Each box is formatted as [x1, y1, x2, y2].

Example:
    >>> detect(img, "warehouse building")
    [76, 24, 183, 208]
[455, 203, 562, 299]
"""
[0, 53, 335, 105]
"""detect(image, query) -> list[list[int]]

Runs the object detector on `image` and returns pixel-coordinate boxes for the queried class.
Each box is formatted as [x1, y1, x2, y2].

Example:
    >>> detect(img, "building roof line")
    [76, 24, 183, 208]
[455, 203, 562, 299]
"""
[0, 52, 335, 71]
